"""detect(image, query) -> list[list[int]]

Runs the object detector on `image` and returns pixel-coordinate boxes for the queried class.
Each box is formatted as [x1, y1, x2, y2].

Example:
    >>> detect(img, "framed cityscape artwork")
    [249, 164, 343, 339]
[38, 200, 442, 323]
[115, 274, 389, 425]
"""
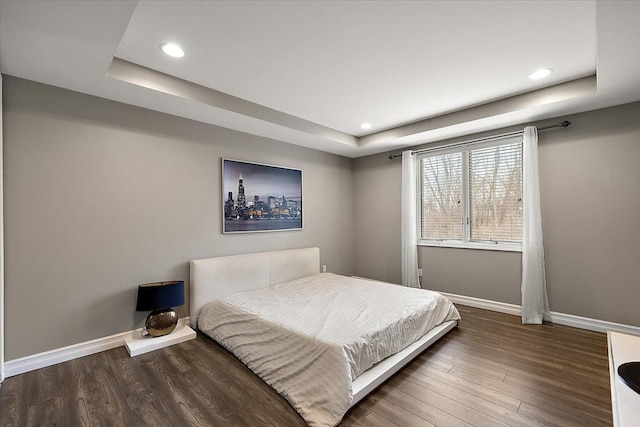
[222, 159, 303, 233]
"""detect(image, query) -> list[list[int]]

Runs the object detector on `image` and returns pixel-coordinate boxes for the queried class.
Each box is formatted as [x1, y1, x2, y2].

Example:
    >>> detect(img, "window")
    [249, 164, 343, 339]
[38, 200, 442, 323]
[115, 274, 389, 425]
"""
[418, 136, 523, 251]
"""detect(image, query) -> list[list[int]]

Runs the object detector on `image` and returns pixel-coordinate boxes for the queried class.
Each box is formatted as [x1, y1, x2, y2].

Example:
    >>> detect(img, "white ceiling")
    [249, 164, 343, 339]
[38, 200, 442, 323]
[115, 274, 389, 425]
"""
[1, 1, 640, 158]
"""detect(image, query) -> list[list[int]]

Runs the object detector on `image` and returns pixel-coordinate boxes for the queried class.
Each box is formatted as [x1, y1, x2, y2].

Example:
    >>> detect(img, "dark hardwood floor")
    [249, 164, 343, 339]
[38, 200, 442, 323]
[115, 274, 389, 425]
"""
[0, 305, 613, 426]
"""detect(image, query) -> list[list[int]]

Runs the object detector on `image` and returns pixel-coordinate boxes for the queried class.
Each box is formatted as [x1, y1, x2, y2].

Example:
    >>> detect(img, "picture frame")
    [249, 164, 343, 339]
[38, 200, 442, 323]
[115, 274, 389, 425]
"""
[222, 159, 303, 233]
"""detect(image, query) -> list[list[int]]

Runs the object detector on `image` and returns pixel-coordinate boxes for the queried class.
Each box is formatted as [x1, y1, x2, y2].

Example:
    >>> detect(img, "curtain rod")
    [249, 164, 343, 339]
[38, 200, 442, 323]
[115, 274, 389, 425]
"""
[388, 120, 571, 160]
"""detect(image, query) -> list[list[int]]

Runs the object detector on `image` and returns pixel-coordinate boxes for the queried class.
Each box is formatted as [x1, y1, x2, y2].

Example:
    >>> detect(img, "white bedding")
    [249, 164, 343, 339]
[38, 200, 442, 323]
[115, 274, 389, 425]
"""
[198, 273, 460, 426]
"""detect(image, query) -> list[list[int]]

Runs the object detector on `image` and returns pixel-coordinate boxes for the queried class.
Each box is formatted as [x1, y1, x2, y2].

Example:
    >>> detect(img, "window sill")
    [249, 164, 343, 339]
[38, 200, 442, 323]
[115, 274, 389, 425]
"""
[417, 240, 522, 253]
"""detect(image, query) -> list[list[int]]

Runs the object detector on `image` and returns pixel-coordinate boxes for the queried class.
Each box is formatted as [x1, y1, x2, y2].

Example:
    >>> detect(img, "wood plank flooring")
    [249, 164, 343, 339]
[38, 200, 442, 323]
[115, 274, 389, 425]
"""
[0, 305, 613, 426]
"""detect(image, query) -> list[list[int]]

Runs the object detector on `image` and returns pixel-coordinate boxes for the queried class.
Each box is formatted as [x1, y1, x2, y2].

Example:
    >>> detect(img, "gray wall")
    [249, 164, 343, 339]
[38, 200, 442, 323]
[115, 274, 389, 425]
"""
[3, 77, 355, 360]
[354, 102, 640, 327]
[5, 74, 640, 361]
[419, 248, 522, 305]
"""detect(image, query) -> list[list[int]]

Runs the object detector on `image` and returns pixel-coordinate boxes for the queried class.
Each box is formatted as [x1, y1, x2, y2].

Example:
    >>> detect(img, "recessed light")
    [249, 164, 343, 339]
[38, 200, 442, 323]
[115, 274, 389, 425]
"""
[161, 43, 185, 58]
[360, 122, 372, 130]
[529, 68, 553, 80]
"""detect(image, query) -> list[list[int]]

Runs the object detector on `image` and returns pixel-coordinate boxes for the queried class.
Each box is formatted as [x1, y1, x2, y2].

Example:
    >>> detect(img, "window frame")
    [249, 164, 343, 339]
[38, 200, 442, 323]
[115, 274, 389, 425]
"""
[416, 137, 523, 253]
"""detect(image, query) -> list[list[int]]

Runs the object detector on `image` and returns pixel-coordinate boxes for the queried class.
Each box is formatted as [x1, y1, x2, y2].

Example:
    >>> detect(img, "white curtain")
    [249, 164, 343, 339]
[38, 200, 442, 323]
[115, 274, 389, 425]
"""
[401, 151, 420, 288]
[521, 126, 549, 323]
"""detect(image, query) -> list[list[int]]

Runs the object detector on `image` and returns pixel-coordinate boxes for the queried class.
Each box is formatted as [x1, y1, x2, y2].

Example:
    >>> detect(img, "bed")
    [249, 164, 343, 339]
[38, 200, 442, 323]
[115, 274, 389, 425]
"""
[190, 247, 459, 426]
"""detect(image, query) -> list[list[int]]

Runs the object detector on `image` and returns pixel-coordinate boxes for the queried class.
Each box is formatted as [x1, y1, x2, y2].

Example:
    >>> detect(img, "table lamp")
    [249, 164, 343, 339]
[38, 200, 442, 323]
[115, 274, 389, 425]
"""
[136, 280, 185, 337]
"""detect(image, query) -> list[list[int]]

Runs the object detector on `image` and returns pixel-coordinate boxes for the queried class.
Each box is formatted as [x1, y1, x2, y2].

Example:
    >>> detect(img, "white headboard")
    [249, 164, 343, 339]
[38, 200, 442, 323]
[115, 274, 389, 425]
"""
[189, 247, 320, 328]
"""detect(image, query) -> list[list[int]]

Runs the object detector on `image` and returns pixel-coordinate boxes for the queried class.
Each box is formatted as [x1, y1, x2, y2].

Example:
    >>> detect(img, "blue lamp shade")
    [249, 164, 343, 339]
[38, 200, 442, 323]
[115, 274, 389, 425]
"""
[136, 281, 185, 312]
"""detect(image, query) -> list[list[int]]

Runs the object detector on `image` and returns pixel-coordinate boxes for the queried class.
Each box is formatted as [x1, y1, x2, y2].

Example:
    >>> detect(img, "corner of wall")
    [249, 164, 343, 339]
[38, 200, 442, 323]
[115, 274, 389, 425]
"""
[1, 72, 6, 382]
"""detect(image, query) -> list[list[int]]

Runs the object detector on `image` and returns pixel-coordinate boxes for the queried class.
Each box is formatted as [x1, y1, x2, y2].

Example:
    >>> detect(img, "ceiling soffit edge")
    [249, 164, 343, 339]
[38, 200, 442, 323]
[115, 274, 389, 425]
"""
[106, 57, 358, 148]
[107, 56, 597, 153]
[357, 75, 597, 148]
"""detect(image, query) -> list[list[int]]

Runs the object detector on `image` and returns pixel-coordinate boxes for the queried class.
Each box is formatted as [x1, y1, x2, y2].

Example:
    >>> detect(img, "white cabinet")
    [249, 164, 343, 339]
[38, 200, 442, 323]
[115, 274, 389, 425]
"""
[608, 331, 640, 426]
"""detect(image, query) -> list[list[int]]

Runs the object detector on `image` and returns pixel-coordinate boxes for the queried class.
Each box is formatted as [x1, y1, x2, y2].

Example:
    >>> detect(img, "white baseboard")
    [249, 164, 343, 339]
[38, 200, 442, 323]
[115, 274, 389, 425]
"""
[546, 311, 640, 336]
[5, 294, 640, 379]
[4, 317, 191, 378]
[441, 292, 640, 336]
[439, 292, 522, 317]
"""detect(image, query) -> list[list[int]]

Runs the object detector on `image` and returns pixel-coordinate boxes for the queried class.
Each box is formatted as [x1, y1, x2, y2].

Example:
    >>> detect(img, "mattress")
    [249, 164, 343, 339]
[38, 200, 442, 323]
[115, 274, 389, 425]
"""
[198, 273, 460, 426]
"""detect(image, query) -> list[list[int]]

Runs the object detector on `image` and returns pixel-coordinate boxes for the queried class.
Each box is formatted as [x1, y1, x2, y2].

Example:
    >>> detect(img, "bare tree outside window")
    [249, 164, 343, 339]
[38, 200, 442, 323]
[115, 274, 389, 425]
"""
[419, 140, 523, 245]
[469, 144, 522, 242]
[420, 153, 463, 240]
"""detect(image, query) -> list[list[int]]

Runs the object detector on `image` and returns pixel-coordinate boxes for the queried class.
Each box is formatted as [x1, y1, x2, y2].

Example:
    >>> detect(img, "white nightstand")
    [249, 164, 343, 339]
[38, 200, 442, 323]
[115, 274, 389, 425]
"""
[607, 331, 640, 426]
[125, 322, 197, 357]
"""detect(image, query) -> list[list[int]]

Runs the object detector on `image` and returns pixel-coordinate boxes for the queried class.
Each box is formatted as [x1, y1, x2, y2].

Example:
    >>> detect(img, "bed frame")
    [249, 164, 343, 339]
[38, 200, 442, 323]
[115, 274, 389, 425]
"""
[190, 247, 457, 407]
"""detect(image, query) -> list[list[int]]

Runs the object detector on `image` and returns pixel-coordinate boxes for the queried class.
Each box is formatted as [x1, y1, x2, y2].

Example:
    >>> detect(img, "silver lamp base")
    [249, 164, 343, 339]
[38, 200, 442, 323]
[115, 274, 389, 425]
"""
[143, 308, 178, 337]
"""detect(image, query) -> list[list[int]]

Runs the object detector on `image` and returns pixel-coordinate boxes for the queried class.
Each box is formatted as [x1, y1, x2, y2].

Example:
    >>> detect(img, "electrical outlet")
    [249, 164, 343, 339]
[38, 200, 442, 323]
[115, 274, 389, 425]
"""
[418, 269, 423, 277]
[322, 265, 327, 273]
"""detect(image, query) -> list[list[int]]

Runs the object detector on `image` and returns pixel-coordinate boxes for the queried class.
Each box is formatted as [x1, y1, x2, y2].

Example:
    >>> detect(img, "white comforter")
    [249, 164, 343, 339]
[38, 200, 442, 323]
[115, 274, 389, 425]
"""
[198, 273, 460, 426]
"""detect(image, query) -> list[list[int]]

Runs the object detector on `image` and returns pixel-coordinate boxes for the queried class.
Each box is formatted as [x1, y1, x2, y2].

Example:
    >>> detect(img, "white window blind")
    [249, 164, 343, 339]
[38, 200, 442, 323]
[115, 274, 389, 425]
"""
[469, 143, 522, 243]
[418, 137, 523, 250]
[420, 153, 463, 240]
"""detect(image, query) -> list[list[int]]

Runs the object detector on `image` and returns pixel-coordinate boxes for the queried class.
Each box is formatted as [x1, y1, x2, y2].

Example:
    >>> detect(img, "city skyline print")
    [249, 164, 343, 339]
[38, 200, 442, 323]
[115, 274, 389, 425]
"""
[222, 159, 303, 233]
